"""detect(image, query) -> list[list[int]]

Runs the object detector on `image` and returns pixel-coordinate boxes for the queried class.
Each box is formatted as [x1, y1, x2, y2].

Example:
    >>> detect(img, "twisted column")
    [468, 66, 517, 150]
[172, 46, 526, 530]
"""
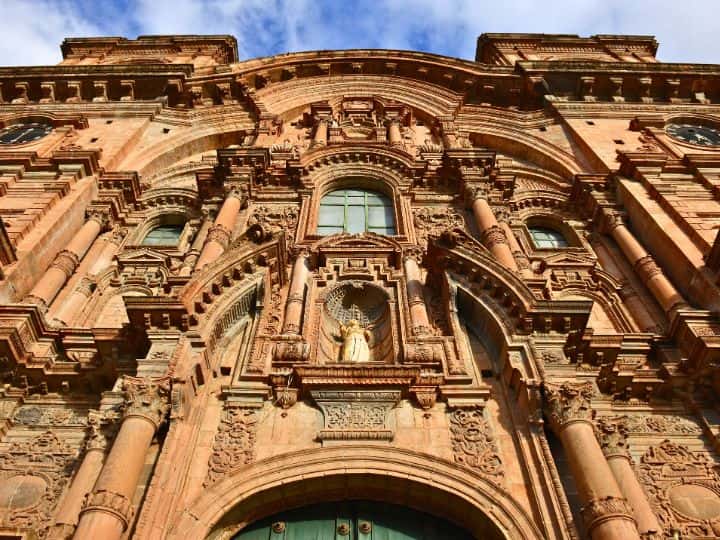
[26, 214, 106, 309]
[73, 377, 171, 540]
[282, 250, 309, 334]
[195, 191, 243, 270]
[596, 417, 662, 538]
[49, 414, 108, 539]
[403, 250, 431, 335]
[467, 187, 518, 271]
[604, 212, 685, 313]
[544, 382, 640, 540]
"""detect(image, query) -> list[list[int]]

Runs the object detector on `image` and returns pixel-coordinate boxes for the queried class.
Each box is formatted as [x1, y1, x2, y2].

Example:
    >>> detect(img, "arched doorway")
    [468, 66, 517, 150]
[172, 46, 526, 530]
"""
[233, 500, 472, 539]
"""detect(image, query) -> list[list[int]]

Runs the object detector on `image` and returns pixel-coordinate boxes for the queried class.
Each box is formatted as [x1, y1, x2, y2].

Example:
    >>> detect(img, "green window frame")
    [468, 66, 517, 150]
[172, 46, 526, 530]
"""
[529, 226, 568, 249]
[317, 189, 396, 236]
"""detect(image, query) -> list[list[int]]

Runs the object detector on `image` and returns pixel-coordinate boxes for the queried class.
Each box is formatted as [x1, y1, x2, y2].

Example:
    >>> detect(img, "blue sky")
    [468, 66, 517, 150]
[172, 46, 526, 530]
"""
[0, 0, 718, 66]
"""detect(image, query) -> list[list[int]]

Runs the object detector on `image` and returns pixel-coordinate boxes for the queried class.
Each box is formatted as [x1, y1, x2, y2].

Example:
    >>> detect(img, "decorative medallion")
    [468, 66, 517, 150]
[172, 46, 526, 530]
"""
[666, 123, 720, 147]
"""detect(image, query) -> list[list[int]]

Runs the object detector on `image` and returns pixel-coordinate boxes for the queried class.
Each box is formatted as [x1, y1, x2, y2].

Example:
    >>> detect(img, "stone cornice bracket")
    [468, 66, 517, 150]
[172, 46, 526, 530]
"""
[543, 381, 595, 433]
[120, 376, 172, 431]
[595, 416, 631, 460]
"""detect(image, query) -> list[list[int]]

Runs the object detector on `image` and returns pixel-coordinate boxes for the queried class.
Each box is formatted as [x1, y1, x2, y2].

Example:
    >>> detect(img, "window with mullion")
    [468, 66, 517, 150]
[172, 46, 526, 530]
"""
[318, 189, 395, 236]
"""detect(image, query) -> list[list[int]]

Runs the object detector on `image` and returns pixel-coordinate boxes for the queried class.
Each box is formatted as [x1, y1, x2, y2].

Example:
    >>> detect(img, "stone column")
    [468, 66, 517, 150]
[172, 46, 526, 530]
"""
[50, 228, 125, 326]
[604, 212, 685, 313]
[312, 118, 328, 147]
[387, 119, 403, 146]
[73, 377, 171, 540]
[179, 218, 212, 276]
[596, 417, 662, 538]
[496, 209, 531, 276]
[26, 215, 105, 309]
[544, 382, 640, 540]
[282, 250, 309, 334]
[467, 187, 519, 272]
[48, 415, 108, 539]
[195, 191, 243, 270]
[403, 251, 431, 335]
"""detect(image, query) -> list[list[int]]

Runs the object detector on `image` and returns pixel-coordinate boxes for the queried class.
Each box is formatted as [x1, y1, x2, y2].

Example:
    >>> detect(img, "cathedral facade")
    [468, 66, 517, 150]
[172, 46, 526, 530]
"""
[0, 32, 719, 539]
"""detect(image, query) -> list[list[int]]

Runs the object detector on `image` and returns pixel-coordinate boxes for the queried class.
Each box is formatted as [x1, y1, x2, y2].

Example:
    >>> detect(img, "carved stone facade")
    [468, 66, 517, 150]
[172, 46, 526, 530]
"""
[0, 30, 719, 540]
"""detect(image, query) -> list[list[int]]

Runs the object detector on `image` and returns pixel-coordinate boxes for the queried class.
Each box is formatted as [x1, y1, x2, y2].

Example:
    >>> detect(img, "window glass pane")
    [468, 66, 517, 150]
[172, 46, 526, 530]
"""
[142, 224, 184, 246]
[317, 188, 395, 236]
[318, 205, 344, 226]
[368, 206, 394, 228]
[529, 226, 567, 248]
[346, 205, 366, 233]
[317, 226, 344, 236]
[366, 193, 389, 205]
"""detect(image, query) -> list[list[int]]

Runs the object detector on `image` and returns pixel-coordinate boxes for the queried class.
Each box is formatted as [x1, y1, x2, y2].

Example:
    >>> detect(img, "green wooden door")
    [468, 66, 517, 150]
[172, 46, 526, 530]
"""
[233, 500, 473, 540]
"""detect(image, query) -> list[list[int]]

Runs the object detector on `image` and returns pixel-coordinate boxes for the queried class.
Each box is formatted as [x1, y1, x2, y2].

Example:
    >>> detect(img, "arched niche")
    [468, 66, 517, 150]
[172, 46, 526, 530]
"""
[168, 446, 543, 540]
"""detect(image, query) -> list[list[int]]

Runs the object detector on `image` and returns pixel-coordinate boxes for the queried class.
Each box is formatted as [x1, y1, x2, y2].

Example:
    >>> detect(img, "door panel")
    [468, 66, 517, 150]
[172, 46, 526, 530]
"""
[232, 500, 473, 540]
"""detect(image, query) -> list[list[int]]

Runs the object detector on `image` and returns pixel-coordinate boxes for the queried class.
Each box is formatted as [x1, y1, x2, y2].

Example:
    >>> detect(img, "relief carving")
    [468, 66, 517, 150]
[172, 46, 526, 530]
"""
[580, 496, 635, 533]
[413, 207, 465, 246]
[13, 406, 87, 427]
[595, 416, 630, 459]
[205, 407, 258, 486]
[638, 440, 720, 537]
[0, 431, 78, 537]
[311, 390, 400, 441]
[448, 408, 503, 481]
[246, 205, 299, 243]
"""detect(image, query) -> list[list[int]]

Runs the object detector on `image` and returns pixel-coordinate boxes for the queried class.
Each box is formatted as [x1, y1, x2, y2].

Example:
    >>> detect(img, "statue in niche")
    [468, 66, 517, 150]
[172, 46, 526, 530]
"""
[339, 319, 371, 363]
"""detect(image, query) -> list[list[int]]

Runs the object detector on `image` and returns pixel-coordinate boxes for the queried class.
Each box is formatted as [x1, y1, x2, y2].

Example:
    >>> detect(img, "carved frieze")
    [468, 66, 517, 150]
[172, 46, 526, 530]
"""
[638, 440, 720, 537]
[448, 408, 503, 482]
[246, 205, 299, 243]
[13, 406, 87, 427]
[311, 390, 400, 441]
[205, 407, 258, 486]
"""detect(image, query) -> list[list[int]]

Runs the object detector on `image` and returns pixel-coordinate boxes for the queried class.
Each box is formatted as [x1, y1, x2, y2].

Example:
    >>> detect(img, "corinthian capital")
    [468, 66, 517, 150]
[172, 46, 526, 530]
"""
[120, 376, 171, 430]
[595, 416, 631, 459]
[543, 381, 595, 432]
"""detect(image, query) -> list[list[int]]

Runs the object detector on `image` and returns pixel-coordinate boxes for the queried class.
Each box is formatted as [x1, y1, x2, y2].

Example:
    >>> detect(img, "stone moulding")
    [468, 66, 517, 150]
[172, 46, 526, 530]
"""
[311, 389, 401, 442]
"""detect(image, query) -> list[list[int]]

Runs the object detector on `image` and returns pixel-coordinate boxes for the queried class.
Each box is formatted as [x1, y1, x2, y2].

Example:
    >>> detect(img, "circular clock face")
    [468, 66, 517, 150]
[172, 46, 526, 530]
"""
[666, 123, 720, 147]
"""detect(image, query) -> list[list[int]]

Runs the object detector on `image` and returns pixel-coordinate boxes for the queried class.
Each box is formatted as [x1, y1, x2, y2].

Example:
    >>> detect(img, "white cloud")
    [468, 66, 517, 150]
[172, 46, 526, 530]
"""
[0, 0, 717, 65]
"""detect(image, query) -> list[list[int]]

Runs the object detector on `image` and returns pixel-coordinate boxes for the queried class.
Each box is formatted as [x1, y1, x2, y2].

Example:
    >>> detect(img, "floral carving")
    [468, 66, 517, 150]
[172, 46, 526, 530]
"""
[81, 489, 134, 530]
[206, 224, 232, 249]
[205, 407, 258, 486]
[246, 205, 299, 243]
[13, 406, 87, 427]
[543, 381, 595, 431]
[448, 408, 503, 481]
[480, 225, 508, 249]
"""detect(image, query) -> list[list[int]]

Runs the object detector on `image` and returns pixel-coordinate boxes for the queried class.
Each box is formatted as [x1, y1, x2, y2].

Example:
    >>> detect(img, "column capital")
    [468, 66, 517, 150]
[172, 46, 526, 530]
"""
[106, 226, 128, 247]
[464, 184, 490, 204]
[225, 184, 247, 202]
[86, 211, 111, 231]
[290, 246, 311, 261]
[85, 410, 110, 451]
[543, 381, 595, 432]
[600, 209, 626, 234]
[120, 376, 171, 430]
[402, 245, 424, 264]
[595, 416, 631, 460]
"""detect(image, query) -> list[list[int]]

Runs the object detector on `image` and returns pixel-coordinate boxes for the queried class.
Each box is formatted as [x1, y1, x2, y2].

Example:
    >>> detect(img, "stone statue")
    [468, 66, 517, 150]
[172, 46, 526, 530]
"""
[339, 319, 371, 363]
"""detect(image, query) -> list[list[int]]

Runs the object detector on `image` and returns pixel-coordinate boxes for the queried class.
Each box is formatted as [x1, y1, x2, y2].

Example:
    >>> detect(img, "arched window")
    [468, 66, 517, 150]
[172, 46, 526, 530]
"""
[142, 224, 184, 246]
[317, 189, 395, 236]
[528, 226, 568, 248]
